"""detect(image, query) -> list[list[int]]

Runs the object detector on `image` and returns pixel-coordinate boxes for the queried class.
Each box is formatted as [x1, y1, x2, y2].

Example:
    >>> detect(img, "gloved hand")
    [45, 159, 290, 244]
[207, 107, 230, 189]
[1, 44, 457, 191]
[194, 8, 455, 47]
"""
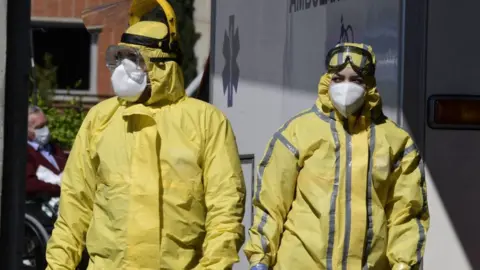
[251, 264, 268, 270]
[36, 165, 62, 185]
[48, 197, 60, 208]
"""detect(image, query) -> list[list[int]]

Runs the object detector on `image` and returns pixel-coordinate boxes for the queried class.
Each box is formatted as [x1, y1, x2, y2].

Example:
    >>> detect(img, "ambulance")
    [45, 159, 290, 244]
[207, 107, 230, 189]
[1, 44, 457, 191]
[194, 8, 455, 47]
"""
[208, 0, 480, 269]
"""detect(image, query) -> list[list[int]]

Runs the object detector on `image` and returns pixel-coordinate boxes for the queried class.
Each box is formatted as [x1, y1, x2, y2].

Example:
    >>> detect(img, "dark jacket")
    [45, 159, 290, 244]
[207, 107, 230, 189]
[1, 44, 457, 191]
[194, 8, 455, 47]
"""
[26, 141, 68, 198]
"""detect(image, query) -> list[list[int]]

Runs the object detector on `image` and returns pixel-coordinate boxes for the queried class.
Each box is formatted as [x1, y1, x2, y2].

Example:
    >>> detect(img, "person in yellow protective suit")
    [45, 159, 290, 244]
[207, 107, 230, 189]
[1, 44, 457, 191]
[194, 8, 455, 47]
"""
[45, 1, 245, 269]
[244, 43, 429, 270]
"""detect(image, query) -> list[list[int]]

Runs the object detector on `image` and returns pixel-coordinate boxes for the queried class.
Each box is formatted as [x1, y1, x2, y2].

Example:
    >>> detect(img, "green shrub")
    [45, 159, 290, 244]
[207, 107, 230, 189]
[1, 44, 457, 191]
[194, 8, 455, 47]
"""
[140, 0, 200, 86]
[35, 96, 86, 151]
[30, 54, 86, 150]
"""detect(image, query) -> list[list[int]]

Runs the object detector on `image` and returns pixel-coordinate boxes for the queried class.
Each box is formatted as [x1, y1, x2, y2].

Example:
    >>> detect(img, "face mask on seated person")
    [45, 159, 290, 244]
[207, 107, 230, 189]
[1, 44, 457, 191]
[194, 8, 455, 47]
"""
[35, 126, 51, 146]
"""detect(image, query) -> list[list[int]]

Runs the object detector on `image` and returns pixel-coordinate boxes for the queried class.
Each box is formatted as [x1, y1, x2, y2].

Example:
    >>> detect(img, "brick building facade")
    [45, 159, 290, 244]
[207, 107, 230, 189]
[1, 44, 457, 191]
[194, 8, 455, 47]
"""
[31, 0, 127, 98]
[31, 0, 211, 102]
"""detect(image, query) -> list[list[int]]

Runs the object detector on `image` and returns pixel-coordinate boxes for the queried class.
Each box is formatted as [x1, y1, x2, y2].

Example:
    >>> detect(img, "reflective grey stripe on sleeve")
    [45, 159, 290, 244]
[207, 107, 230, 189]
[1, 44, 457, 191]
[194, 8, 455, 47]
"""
[416, 160, 428, 262]
[312, 104, 331, 122]
[255, 106, 320, 253]
[393, 144, 417, 170]
[341, 126, 353, 270]
[419, 161, 428, 215]
[416, 219, 426, 262]
[258, 212, 269, 251]
[362, 124, 376, 268]
[325, 111, 341, 270]
[255, 107, 315, 202]
[275, 132, 299, 159]
[391, 143, 427, 263]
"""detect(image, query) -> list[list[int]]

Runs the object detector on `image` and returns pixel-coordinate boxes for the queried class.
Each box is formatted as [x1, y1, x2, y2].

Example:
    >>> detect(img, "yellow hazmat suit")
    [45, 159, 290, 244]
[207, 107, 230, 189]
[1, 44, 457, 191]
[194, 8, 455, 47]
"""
[46, 1, 245, 269]
[244, 43, 429, 270]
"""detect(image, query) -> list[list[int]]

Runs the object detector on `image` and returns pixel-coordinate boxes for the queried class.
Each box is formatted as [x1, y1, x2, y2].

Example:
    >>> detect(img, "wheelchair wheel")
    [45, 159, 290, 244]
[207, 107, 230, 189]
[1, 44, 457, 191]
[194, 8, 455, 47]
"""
[23, 213, 49, 269]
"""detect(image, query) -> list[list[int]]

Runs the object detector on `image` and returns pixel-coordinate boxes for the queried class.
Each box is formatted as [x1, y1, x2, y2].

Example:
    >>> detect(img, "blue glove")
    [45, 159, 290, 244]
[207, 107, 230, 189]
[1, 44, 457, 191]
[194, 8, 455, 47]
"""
[251, 264, 269, 270]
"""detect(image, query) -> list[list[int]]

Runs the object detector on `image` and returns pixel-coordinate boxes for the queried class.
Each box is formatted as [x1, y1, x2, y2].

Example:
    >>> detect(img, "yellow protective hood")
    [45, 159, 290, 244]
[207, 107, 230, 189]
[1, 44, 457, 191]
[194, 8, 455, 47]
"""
[129, 0, 178, 41]
[120, 0, 184, 106]
[316, 43, 383, 128]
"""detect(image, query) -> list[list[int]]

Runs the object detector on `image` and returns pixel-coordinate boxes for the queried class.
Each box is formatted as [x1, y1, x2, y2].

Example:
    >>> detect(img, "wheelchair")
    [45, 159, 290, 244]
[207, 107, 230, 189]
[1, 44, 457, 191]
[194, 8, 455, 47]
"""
[23, 195, 89, 269]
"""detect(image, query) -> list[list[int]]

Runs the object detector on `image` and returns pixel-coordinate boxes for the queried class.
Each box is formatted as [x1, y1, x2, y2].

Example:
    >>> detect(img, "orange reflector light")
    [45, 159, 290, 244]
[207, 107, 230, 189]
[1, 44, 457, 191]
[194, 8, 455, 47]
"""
[428, 95, 480, 129]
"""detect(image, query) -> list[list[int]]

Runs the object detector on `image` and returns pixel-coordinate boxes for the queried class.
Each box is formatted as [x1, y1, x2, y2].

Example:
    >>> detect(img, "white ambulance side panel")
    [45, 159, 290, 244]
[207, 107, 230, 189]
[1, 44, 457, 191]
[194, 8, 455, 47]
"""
[421, 0, 480, 269]
[212, 0, 402, 267]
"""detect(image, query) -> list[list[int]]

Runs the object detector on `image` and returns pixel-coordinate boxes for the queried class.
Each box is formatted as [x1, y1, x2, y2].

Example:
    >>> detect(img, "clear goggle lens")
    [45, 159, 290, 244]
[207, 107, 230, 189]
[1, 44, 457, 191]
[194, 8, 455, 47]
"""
[106, 45, 147, 73]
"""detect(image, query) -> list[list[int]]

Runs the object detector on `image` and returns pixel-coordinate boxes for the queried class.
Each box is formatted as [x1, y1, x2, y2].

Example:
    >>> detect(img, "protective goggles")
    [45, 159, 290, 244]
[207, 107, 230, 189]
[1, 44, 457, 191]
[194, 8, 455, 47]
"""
[106, 43, 181, 73]
[325, 45, 375, 77]
[106, 45, 148, 73]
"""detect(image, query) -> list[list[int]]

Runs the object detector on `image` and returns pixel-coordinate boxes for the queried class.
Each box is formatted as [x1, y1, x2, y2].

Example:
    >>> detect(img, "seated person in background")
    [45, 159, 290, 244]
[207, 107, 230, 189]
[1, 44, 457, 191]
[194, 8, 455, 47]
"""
[26, 105, 67, 200]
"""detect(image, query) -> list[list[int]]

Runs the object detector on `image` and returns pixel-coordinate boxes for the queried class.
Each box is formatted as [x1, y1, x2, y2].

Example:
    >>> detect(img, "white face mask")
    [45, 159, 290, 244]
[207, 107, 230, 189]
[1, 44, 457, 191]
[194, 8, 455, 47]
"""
[35, 126, 50, 146]
[111, 59, 147, 102]
[329, 82, 366, 118]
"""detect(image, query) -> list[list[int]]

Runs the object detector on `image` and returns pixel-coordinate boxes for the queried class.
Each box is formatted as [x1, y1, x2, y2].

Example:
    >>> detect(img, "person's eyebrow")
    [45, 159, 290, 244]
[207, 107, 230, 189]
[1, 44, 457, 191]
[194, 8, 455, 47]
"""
[333, 73, 345, 78]
[350, 74, 363, 80]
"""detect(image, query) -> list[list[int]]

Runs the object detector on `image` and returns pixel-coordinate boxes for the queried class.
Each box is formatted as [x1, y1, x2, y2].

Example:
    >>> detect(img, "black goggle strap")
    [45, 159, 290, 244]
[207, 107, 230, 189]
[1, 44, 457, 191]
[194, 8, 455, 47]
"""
[120, 33, 182, 64]
[121, 33, 170, 51]
[150, 57, 182, 65]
